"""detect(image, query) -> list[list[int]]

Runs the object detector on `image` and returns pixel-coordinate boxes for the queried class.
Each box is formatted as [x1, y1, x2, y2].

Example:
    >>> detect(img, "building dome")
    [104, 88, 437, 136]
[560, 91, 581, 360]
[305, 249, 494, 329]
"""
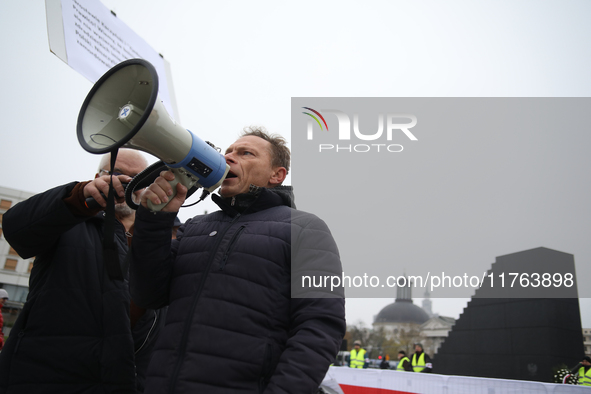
[374, 299, 430, 324]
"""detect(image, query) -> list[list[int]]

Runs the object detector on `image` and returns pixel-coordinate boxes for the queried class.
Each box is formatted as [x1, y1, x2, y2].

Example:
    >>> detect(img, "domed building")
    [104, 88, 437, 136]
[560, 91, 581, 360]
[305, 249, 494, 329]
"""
[373, 277, 429, 336]
[374, 298, 430, 327]
[372, 277, 455, 356]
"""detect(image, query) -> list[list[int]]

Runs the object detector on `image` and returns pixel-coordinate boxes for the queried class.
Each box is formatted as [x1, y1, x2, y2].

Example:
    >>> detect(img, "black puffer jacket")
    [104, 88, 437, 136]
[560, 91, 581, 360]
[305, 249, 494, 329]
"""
[130, 186, 346, 394]
[0, 183, 140, 393]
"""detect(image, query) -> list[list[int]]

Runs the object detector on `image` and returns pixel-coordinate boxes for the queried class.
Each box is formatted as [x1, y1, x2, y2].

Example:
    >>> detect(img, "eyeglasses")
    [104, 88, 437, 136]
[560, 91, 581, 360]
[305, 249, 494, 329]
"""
[100, 169, 123, 177]
[99, 169, 137, 178]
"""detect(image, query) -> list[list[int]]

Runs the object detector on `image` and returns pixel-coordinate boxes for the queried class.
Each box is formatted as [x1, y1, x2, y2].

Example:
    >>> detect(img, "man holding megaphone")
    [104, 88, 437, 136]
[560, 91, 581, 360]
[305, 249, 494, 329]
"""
[129, 127, 346, 394]
[0, 149, 165, 394]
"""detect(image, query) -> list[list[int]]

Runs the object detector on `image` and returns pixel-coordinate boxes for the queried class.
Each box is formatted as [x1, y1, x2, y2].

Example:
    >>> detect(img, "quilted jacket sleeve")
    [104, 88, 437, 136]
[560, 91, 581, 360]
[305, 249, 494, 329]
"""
[264, 211, 346, 394]
[129, 206, 179, 310]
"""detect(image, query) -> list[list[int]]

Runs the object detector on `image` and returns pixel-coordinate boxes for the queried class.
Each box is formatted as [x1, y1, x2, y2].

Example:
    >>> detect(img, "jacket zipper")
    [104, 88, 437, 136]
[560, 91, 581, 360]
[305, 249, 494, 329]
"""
[135, 310, 158, 355]
[13, 330, 25, 354]
[168, 214, 242, 394]
[219, 225, 246, 271]
[259, 343, 272, 393]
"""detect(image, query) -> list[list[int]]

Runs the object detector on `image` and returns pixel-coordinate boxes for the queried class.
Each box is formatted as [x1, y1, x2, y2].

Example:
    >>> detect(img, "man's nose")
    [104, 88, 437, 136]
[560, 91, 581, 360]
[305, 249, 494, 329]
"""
[225, 153, 236, 164]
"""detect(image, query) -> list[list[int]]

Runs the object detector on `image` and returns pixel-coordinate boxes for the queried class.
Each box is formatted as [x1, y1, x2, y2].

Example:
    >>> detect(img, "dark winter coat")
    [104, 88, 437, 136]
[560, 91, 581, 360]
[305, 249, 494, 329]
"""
[130, 186, 346, 394]
[0, 182, 149, 394]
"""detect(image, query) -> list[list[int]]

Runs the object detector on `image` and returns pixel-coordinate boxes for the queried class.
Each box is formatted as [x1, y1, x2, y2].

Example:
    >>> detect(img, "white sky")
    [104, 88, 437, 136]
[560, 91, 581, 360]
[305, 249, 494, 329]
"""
[1, 0, 590, 328]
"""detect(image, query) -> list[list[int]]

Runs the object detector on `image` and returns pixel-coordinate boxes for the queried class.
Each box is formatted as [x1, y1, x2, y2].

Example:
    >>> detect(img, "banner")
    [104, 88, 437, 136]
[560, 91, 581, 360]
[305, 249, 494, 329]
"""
[327, 367, 589, 393]
[45, 0, 178, 120]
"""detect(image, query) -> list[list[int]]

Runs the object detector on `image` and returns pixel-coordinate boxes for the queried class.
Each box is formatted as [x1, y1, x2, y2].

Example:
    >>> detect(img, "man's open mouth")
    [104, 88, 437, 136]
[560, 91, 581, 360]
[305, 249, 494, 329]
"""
[225, 171, 237, 179]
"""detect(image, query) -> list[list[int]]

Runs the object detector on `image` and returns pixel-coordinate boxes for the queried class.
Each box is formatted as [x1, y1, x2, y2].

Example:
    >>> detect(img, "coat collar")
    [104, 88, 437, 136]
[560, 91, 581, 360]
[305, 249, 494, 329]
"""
[212, 185, 296, 217]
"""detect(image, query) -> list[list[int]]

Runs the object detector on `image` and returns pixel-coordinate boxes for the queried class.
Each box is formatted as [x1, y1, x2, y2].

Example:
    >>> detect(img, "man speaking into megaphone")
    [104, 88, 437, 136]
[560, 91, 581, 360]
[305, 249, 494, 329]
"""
[129, 127, 346, 394]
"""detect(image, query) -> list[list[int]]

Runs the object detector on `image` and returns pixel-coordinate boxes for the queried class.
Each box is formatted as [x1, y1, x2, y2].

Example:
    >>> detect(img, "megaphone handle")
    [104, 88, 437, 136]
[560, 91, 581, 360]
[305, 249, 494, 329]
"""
[147, 168, 198, 212]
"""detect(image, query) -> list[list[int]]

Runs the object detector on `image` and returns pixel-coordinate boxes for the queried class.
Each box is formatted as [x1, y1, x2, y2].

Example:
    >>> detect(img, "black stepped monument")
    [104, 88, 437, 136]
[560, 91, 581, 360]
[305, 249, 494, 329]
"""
[434, 247, 584, 382]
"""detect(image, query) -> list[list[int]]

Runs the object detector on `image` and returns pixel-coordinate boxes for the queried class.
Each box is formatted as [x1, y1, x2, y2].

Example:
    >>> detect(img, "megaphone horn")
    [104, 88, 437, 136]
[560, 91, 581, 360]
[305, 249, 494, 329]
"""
[77, 58, 229, 211]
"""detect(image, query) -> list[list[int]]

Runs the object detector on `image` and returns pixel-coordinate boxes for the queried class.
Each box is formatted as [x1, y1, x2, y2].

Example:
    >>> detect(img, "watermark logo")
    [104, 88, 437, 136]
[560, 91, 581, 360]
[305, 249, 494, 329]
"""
[302, 107, 329, 134]
[302, 107, 418, 153]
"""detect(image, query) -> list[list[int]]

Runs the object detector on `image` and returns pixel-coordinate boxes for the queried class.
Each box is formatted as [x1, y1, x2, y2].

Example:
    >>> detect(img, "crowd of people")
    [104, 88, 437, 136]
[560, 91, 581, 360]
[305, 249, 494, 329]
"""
[345, 341, 591, 387]
[347, 342, 432, 373]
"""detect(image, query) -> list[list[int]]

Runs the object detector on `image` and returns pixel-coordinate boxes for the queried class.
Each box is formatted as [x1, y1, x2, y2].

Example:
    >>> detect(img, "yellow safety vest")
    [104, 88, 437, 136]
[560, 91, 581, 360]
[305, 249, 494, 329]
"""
[412, 352, 426, 372]
[579, 367, 591, 386]
[397, 356, 410, 371]
[349, 348, 366, 368]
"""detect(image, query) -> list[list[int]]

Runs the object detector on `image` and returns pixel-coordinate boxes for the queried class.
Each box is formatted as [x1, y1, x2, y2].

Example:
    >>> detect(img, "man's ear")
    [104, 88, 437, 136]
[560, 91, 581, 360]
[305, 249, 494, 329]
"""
[268, 167, 287, 186]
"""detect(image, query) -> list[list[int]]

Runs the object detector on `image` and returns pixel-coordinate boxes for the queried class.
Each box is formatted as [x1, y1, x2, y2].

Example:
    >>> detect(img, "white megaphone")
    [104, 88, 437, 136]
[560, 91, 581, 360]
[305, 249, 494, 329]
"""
[77, 58, 229, 211]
